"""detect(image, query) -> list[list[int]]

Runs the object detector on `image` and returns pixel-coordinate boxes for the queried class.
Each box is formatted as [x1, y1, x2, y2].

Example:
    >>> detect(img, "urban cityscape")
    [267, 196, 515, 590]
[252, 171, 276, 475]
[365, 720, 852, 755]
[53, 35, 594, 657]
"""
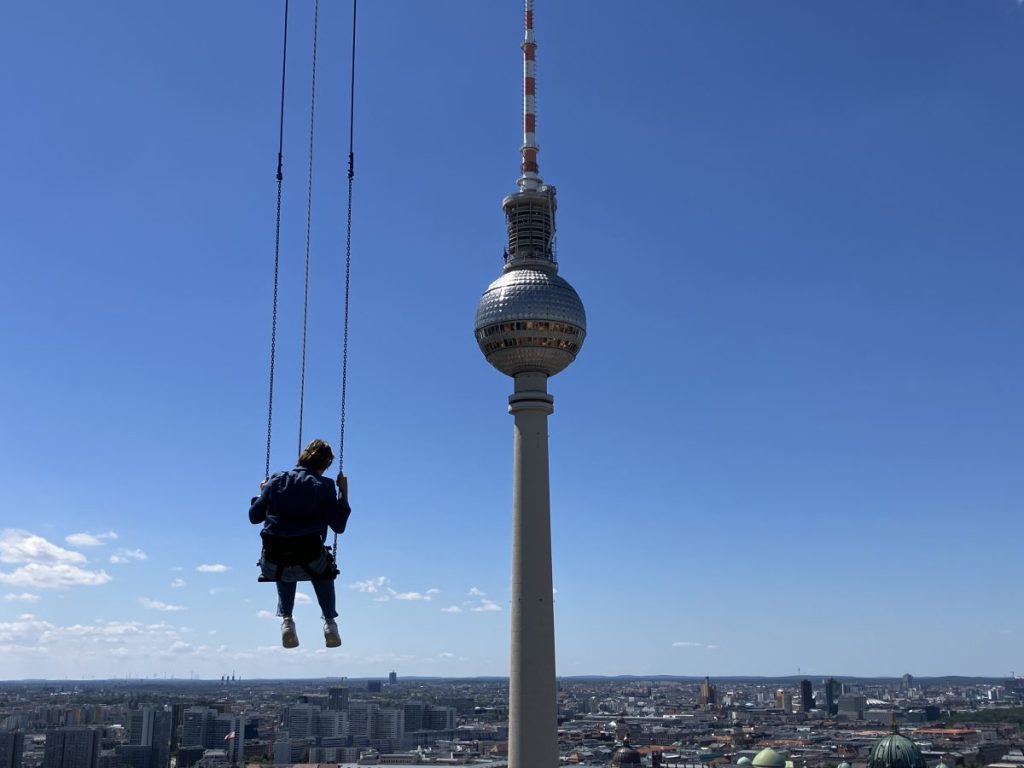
[4, 2, 1021, 768]
[2, 675, 1023, 768]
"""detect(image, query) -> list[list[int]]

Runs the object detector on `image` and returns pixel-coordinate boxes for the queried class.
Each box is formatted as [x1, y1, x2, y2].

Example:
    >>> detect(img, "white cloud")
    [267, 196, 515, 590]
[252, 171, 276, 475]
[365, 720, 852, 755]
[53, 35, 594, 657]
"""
[0, 615, 235, 670]
[472, 599, 501, 612]
[351, 578, 441, 604]
[467, 586, 486, 597]
[139, 598, 185, 612]
[672, 641, 717, 649]
[65, 531, 117, 548]
[440, 605, 463, 614]
[295, 592, 312, 604]
[0, 562, 111, 590]
[196, 564, 230, 573]
[1, 530, 87, 565]
[256, 610, 277, 619]
[393, 591, 433, 601]
[4, 593, 40, 603]
[109, 548, 147, 564]
[170, 578, 186, 588]
[0, 531, 111, 590]
[208, 587, 235, 596]
[350, 576, 390, 593]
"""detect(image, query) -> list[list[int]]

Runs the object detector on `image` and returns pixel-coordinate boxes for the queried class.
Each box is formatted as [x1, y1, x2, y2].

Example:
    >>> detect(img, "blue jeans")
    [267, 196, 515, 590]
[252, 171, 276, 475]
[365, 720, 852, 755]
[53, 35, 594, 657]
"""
[276, 580, 338, 620]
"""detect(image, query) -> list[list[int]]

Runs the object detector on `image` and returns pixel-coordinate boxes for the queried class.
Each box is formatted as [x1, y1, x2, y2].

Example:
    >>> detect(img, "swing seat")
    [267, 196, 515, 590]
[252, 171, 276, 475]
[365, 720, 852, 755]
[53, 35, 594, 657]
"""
[257, 532, 338, 583]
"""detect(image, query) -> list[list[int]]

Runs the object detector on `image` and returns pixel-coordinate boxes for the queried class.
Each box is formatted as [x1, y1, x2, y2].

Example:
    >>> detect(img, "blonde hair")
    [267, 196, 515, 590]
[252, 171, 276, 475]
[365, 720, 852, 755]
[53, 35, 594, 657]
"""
[298, 439, 334, 472]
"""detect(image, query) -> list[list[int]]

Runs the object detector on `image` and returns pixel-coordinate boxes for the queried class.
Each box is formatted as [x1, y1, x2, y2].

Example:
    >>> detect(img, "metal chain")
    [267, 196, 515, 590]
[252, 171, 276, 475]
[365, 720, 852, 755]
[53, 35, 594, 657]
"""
[334, 0, 358, 560]
[265, 0, 291, 481]
[297, 0, 319, 455]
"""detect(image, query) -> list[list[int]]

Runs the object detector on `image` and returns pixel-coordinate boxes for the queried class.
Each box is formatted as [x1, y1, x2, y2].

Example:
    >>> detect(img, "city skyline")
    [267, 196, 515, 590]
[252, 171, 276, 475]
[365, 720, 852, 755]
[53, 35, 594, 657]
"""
[2, 1, 1023, 680]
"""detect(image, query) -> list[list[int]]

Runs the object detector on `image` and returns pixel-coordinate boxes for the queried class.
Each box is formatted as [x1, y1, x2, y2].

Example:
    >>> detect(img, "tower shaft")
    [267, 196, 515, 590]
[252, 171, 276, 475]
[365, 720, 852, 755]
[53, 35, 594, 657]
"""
[508, 371, 558, 768]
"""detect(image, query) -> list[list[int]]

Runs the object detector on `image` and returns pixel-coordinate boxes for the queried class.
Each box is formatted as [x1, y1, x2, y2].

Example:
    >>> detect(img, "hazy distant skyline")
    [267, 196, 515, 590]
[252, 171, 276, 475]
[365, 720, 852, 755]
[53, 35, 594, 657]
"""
[1, 1, 1022, 680]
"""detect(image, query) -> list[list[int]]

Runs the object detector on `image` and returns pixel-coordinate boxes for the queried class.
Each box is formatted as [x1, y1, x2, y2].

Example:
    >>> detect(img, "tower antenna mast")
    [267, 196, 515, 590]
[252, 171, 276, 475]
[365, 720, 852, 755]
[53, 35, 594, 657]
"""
[519, 0, 541, 191]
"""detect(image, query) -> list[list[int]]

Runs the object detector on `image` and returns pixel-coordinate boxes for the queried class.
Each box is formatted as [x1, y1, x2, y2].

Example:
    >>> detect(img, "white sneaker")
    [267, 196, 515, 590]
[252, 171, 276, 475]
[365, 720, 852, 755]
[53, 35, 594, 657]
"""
[281, 617, 299, 649]
[324, 619, 342, 648]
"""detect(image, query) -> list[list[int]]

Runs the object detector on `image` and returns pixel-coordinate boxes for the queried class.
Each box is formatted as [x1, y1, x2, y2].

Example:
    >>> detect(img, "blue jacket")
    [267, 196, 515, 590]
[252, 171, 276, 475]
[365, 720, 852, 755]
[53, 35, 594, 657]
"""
[249, 466, 351, 540]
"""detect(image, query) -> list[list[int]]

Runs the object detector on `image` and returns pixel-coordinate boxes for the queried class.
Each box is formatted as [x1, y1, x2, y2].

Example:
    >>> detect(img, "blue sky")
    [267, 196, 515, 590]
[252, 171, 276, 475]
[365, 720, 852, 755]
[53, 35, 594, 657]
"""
[1, 1, 1022, 680]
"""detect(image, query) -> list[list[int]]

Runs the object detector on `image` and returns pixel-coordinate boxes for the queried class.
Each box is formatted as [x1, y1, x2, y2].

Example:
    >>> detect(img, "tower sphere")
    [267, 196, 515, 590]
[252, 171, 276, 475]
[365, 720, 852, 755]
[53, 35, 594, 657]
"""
[474, 267, 586, 377]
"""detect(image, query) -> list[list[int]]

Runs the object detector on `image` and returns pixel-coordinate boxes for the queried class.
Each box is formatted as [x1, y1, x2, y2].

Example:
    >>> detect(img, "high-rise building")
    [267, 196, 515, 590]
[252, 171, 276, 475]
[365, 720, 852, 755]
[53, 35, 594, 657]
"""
[473, 3, 586, 768]
[327, 687, 349, 712]
[424, 706, 456, 732]
[0, 731, 25, 768]
[775, 690, 793, 714]
[799, 680, 814, 713]
[316, 711, 348, 739]
[222, 714, 246, 766]
[837, 696, 867, 720]
[901, 674, 914, 692]
[283, 705, 318, 741]
[388, 671, 397, 685]
[128, 707, 172, 768]
[824, 678, 840, 716]
[347, 703, 378, 740]
[699, 677, 717, 710]
[402, 703, 425, 733]
[375, 709, 404, 749]
[113, 745, 151, 768]
[180, 708, 215, 749]
[42, 728, 100, 768]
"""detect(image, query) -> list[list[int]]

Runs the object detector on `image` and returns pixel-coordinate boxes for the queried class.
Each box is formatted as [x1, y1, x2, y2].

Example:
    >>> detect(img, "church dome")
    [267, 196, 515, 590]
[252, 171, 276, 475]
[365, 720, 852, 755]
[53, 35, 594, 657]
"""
[738, 758, 752, 766]
[838, 762, 852, 768]
[752, 748, 786, 768]
[867, 732, 926, 768]
[612, 737, 642, 766]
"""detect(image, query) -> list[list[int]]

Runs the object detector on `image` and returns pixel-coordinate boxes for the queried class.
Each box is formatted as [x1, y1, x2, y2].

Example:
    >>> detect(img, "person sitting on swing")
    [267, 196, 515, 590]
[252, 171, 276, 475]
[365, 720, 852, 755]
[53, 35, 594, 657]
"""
[249, 438, 351, 649]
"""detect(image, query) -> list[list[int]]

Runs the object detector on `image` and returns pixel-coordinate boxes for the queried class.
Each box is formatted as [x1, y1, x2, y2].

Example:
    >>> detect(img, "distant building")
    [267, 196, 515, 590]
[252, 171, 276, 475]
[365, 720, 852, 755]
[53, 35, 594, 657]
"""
[799, 680, 814, 712]
[328, 687, 350, 712]
[774, 690, 793, 714]
[389, 671, 398, 685]
[837, 695, 866, 719]
[43, 728, 100, 768]
[0, 731, 25, 768]
[824, 678, 840, 716]
[128, 707, 173, 768]
[349, 702, 379, 740]
[902, 674, 914, 692]
[699, 677, 717, 710]
[367, 681, 383, 693]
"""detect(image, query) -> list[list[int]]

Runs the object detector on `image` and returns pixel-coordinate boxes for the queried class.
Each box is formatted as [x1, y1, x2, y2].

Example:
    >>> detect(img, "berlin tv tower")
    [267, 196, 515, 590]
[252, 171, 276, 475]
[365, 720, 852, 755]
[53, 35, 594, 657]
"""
[474, 2, 587, 767]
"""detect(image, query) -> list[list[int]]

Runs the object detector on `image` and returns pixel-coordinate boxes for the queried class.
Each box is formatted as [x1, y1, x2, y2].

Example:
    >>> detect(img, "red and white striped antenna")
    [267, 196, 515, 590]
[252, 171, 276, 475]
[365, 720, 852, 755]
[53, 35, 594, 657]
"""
[518, 0, 541, 191]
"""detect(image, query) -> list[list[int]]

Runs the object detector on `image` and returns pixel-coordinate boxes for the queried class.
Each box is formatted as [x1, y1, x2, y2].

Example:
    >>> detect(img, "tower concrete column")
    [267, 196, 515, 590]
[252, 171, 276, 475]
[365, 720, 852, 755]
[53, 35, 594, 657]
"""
[508, 371, 557, 768]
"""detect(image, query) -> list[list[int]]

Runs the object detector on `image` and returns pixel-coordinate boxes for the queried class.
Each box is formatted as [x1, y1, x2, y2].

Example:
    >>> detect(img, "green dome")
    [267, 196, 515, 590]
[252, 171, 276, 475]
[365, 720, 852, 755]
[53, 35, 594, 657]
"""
[838, 762, 852, 768]
[867, 733, 926, 768]
[752, 748, 786, 768]
[937, 763, 951, 768]
[738, 758, 752, 766]
[612, 739, 642, 766]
